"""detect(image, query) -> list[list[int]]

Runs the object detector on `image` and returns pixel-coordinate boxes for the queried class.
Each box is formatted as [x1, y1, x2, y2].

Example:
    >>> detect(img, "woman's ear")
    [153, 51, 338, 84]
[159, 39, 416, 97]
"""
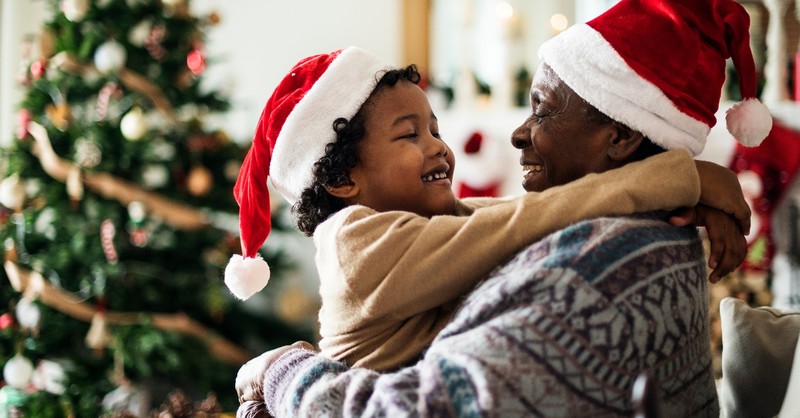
[326, 181, 359, 199]
[607, 122, 645, 161]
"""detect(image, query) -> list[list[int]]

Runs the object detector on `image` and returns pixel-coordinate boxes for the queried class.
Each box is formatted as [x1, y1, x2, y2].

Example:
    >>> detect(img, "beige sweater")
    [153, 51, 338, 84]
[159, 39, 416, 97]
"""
[313, 149, 701, 371]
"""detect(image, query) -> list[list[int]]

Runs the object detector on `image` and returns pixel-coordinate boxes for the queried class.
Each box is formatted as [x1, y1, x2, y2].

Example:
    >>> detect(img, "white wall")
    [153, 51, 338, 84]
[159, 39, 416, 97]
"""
[0, 0, 401, 146]
[0, 0, 49, 147]
[192, 0, 401, 142]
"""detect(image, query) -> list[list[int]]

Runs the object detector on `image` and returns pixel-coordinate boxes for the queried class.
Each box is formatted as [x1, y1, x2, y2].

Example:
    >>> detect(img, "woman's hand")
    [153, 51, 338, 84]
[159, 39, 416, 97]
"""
[669, 204, 748, 283]
[693, 160, 751, 235]
[235, 341, 315, 413]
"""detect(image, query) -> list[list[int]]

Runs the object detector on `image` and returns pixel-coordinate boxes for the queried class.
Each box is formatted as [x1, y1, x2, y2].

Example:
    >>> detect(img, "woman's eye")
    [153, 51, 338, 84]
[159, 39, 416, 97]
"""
[400, 132, 418, 140]
[432, 131, 441, 139]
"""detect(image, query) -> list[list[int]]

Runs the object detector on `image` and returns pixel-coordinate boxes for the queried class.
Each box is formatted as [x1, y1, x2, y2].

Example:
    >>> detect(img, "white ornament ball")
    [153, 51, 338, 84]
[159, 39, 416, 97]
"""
[0, 175, 26, 211]
[141, 164, 169, 189]
[128, 201, 147, 223]
[32, 359, 66, 395]
[120, 107, 148, 141]
[15, 298, 42, 330]
[94, 40, 127, 73]
[62, 0, 89, 21]
[128, 19, 153, 47]
[3, 354, 34, 389]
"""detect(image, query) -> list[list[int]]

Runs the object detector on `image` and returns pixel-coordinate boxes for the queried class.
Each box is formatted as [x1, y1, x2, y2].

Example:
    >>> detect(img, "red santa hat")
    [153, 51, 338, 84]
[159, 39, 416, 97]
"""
[224, 47, 390, 300]
[538, 0, 772, 156]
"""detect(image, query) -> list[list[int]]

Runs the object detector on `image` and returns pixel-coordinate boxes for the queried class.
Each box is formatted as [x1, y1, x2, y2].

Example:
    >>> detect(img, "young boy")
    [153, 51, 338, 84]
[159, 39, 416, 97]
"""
[224, 47, 749, 372]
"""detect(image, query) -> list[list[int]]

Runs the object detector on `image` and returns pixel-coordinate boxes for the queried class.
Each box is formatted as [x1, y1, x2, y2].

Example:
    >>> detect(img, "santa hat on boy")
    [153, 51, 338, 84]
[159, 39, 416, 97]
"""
[538, 0, 772, 156]
[224, 47, 390, 300]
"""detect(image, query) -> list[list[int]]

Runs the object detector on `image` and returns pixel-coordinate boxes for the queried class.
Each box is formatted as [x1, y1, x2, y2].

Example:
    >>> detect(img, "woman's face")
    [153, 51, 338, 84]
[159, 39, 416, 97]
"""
[345, 80, 457, 217]
[510, 64, 617, 193]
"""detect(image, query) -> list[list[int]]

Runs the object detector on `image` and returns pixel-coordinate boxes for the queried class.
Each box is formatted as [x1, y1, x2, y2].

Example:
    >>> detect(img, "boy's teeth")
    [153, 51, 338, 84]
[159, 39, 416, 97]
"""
[423, 172, 446, 182]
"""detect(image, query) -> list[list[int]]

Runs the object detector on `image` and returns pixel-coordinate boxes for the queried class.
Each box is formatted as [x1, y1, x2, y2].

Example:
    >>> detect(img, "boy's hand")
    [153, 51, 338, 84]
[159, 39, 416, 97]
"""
[670, 204, 748, 283]
[693, 160, 751, 235]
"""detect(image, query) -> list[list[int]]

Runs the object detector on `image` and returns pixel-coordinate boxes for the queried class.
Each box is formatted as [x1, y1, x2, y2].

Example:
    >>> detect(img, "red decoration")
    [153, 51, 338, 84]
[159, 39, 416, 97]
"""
[100, 219, 118, 264]
[0, 312, 15, 330]
[464, 132, 483, 154]
[729, 120, 800, 271]
[16, 109, 31, 140]
[187, 49, 205, 75]
[30, 59, 47, 79]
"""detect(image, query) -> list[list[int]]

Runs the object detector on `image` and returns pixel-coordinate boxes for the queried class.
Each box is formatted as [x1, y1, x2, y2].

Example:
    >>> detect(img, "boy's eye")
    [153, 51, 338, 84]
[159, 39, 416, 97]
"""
[432, 131, 441, 139]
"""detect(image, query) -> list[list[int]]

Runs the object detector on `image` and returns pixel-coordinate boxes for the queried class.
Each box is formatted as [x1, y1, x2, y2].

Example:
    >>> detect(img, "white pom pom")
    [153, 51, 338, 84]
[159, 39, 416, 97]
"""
[224, 254, 270, 300]
[725, 98, 773, 147]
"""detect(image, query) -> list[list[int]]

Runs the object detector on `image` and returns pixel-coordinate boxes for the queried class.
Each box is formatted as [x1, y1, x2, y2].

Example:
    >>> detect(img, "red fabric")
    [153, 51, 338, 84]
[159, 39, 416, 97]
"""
[456, 182, 502, 199]
[729, 120, 800, 270]
[233, 50, 342, 258]
[586, 0, 756, 128]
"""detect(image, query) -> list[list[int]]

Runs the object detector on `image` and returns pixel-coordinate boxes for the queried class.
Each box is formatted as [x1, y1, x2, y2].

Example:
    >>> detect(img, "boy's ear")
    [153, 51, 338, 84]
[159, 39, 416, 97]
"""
[326, 181, 359, 199]
[607, 122, 645, 161]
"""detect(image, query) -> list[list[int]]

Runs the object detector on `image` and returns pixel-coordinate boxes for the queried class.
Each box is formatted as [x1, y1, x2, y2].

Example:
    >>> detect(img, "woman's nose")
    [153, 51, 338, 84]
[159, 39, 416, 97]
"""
[511, 122, 531, 149]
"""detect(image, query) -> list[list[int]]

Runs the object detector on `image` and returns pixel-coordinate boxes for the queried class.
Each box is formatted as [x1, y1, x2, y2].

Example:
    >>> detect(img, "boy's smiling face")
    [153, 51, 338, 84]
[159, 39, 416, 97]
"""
[344, 80, 457, 217]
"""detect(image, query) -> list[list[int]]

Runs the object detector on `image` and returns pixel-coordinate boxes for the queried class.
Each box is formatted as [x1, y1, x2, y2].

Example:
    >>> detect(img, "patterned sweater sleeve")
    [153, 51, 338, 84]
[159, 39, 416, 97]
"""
[265, 214, 718, 417]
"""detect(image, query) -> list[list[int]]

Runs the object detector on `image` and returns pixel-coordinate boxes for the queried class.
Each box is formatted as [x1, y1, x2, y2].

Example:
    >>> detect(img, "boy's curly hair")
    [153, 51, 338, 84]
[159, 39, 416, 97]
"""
[292, 64, 422, 236]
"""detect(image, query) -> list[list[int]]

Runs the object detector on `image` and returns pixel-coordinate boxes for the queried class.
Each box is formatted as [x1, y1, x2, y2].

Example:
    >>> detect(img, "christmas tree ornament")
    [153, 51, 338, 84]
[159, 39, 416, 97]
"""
[34, 208, 57, 240]
[85, 311, 110, 350]
[186, 165, 213, 196]
[29, 59, 47, 80]
[128, 19, 152, 47]
[74, 138, 102, 168]
[100, 219, 118, 264]
[31, 359, 66, 395]
[119, 107, 148, 140]
[127, 201, 149, 247]
[0, 313, 15, 331]
[94, 40, 127, 74]
[45, 101, 71, 131]
[15, 298, 42, 332]
[0, 384, 30, 416]
[141, 164, 169, 189]
[95, 81, 121, 121]
[0, 175, 26, 211]
[186, 49, 205, 76]
[144, 24, 167, 61]
[101, 383, 150, 418]
[15, 109, 31, 140]
[3, 354, 34, 389]
[62, 0, 89, 22]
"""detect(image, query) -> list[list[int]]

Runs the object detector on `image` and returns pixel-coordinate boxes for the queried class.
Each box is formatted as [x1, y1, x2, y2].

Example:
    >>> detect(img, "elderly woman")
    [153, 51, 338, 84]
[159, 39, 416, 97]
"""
[235, 0, 772, 416]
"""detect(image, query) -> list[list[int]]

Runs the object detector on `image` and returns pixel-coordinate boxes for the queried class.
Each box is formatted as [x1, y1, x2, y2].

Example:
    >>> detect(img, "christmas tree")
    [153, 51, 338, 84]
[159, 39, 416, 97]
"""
[0, 0, 314, 416]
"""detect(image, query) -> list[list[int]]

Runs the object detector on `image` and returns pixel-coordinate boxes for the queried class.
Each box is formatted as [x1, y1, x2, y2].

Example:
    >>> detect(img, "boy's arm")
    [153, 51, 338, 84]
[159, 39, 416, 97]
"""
[322, 149, 702, 321]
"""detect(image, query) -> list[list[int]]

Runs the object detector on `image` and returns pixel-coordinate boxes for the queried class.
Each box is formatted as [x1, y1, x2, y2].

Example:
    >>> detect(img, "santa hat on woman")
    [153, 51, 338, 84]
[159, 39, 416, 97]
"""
[224, 47, 390, 300]
[538, 0, 772, 156]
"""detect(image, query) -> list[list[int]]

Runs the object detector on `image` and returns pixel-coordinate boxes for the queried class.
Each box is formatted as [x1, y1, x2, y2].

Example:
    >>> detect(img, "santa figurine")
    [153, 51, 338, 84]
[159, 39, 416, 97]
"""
[454, 131, 507, 199]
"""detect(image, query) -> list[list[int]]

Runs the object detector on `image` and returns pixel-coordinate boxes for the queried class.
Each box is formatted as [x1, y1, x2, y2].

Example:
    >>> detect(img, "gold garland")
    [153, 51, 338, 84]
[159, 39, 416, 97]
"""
[4, 257, 251, 366]
[28, 121, 210, 230]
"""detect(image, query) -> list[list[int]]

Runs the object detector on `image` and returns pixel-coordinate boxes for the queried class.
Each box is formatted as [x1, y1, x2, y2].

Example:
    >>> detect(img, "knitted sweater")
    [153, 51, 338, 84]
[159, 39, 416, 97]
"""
[267, 213, 718, 417]
[313, 149, 702, 371]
